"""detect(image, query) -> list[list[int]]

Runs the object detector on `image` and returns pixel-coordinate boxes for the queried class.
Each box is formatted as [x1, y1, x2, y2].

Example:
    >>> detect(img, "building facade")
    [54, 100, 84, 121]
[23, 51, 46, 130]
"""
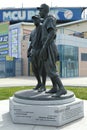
[9, 22, 35, 76]
[0, 8, 87, 78]
[2, 20, 87, 78]
[56, 20, 87, 77]
[8, 20, 87, 77]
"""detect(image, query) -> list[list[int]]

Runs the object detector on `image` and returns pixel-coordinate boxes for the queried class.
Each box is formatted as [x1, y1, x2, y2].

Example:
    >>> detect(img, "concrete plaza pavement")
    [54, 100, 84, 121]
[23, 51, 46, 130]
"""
[0, 76, 87, 87]
[0, 76, 87, 130]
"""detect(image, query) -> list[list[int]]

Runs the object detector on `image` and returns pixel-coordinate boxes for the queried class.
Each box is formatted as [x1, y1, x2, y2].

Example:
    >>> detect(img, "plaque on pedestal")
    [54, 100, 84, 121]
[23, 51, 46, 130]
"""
[9, 90, 84, 126]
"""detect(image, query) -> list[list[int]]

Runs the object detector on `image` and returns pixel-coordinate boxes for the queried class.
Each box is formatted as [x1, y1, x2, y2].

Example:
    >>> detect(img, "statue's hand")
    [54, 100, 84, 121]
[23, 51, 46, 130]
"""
[27, 51, 31, 58]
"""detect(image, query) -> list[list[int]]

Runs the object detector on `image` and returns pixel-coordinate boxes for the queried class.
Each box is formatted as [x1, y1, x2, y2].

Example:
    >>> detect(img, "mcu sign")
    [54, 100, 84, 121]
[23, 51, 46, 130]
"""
[0, 7, 84, 22]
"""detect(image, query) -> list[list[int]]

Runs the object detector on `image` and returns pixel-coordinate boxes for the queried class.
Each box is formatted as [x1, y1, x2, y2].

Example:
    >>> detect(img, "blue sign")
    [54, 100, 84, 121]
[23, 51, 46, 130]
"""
[0, 34, 9, 55]
[0, 34, 8, 42]
[0, 7, 84, 22]
[56, 8, 83, 21]
[9, 24, 21, 58]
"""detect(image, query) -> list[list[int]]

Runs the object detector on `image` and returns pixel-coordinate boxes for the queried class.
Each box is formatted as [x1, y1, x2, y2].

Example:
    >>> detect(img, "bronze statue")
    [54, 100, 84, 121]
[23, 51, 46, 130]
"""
[27, 15, 46, 92]
[37, 4, 67, 97]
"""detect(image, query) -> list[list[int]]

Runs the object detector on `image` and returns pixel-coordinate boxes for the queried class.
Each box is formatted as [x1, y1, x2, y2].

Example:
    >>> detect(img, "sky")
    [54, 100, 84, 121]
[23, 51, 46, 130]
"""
[0, 0, 87, 8]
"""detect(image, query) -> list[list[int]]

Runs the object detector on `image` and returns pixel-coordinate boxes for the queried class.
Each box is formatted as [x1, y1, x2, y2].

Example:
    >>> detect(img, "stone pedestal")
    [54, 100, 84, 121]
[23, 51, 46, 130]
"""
[9, 90, 84, 126]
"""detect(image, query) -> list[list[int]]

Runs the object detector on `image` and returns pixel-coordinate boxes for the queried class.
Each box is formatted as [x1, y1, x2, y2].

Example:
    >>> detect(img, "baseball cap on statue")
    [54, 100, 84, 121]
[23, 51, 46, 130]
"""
[37, 3, 49, 13]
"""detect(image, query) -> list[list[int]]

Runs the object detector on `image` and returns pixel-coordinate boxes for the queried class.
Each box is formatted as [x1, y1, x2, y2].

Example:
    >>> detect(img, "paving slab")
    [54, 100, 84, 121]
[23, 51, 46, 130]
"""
[0, 76, 87, 87]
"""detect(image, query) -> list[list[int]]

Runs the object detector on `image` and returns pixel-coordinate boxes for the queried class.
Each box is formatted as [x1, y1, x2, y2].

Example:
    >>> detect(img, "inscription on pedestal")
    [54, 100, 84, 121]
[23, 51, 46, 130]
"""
[9, 97, 84, 126]
[62, 102, 83, 121]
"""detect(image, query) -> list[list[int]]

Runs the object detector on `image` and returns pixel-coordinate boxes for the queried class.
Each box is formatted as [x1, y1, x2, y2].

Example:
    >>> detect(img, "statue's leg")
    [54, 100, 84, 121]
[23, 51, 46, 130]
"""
[32, 57, 42, 90]
[44, 60, 59, 93]
[52, 76, 67, 97]
[38, 65, 46, 92]
[46, 77, 58, 93]
[33, 72, 42, 90]
[42, 65, 46, 86]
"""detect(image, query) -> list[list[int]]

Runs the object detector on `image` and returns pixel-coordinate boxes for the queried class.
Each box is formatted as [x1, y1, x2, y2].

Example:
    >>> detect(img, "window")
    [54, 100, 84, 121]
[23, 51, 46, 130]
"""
[81, 53, 87, 61]
[58, 45, 78, 77]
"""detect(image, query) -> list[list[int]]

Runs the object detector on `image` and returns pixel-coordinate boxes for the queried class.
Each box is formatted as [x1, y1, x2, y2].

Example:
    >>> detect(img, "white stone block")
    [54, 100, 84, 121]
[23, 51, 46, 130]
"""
[9, 98, 84, 126]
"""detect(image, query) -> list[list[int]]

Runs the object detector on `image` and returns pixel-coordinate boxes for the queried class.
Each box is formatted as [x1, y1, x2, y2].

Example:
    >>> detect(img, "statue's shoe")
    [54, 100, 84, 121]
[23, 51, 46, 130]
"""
[52, 89, 67, 97]
[45, 88, 57, 94]
[33, 83, 42, 90]
[38, 86, 46, 92]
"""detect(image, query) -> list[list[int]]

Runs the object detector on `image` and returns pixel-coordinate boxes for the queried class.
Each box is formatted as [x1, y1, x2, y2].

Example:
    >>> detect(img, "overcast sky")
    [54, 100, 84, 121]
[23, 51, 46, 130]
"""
[0, 0, 87, 8]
